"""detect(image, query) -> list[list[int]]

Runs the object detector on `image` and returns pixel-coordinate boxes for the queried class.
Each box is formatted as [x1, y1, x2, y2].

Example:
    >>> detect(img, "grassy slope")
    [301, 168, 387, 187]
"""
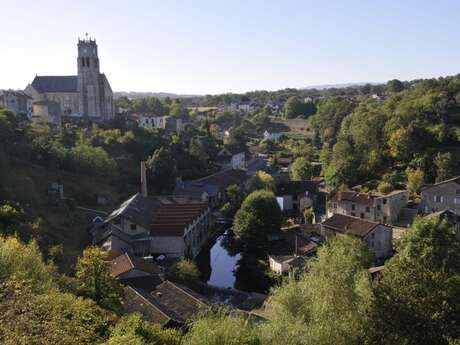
[5, 159, 132, 272]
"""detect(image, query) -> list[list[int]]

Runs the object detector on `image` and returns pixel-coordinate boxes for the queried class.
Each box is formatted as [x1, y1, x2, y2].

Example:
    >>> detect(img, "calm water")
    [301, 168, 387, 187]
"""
[197, 231, 241, 289]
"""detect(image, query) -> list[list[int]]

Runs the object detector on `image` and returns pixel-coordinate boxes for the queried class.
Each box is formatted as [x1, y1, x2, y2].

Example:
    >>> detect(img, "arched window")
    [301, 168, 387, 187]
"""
[81, 57, 85, 67]
[86, 57, 90, 68]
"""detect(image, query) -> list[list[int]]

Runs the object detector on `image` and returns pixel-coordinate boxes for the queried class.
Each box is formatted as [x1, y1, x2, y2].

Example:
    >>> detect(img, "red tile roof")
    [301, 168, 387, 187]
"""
[111, 253, 162, 278]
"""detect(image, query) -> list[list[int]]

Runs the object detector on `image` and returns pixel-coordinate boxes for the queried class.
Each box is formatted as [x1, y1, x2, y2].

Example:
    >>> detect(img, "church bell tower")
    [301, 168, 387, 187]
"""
[77, 34, 102, 117]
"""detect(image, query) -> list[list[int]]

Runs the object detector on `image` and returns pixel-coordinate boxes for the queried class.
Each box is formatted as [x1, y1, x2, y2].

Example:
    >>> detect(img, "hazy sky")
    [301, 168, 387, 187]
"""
[1, 0, 459, 94]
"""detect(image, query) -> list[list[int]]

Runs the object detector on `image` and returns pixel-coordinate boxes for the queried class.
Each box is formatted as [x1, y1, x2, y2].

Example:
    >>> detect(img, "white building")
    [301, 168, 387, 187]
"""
[215, 147, 245, 170]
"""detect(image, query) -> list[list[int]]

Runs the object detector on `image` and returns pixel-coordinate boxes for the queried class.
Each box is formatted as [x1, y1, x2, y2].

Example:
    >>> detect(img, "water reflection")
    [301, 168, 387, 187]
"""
[197, 231, 240, 289]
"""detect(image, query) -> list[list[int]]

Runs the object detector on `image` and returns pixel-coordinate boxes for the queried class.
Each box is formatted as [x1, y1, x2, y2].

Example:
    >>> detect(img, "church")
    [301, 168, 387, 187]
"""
[25, 36, 114, 124]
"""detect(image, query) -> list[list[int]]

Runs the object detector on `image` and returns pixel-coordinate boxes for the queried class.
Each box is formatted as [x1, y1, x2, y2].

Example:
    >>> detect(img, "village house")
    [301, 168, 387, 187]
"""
[263, 122, 289, 142]
[420, 176, 460, 215]
[137, 114, 187, 134]
[215, 146, 246, 170]
[92, 192, 211, 258]
[0, 90, 33, 117]
[268, 232, 322, 275]
[276, 180, 326, 222]
[328, 190, 409, 225]
[174, 169, 248, 209]
[321, 214, 393, 260]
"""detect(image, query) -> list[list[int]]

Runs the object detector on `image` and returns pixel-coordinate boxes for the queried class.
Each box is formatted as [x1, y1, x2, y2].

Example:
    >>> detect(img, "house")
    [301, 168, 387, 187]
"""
[174, 169, 248, 208]
[0, 90, 33, 117]
[321, 214, 393, 260]
[263, 122, 289, 142]
[215, 146, 245, 170]
[122, 281, 207, 327]
[92, 193, 211, 258]
[276, 180, 325, 221]
[268, 232, 322, 274]
[138, 114, 165, 129]
[420, 176, 460, 215]
[111, 252, 162, 281]
[328, 190, 408, 225]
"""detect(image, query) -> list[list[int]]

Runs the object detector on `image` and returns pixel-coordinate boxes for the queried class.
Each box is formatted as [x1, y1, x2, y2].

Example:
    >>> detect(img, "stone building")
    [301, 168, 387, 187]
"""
[328, 190, 408, 225]
[25, 36, 114, 123]
[321, 214, 393, 260]
[0, 90, 33, 117]
[420, 176, 460, 215]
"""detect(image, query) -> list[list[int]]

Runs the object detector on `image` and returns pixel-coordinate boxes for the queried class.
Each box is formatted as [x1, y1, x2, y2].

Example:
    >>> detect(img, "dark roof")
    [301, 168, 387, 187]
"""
[122, 286, 178, 326]
[31, 75, 78, 93]
[111, 253, 161, 278]
[151, 281, 206, 321]
[321, 214, 383, 238]
[174, 182, 219, 198]
[277, 180, 318, 196]
[122, 281, 207, 325]
[196, 169, 248, 191]
[246, 158, 269, 174]
[332, 191, 375, 206]
[422, 176, 460, 191]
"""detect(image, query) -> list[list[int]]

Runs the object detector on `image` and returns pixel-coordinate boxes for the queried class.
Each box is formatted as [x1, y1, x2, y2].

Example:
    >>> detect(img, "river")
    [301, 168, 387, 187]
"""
[196, 230, 241, 289]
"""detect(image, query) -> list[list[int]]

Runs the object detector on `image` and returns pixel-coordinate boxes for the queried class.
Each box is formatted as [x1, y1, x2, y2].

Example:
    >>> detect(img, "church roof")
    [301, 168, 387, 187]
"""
[31, 75, 78, 93]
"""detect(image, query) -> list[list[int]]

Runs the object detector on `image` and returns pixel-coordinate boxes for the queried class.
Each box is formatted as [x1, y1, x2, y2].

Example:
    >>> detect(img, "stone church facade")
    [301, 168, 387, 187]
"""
[25, 37, 114, 123]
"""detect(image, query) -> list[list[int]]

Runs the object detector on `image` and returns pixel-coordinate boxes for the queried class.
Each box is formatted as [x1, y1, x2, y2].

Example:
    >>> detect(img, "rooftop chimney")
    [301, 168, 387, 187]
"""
[140, 161, 148, 197]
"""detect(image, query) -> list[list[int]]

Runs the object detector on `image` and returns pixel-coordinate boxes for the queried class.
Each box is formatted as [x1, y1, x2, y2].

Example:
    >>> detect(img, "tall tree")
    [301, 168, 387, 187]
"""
[434, 152, 453, 182]
[75, 247, 124, 311]
[233, 190, 281, 249]
[290, 157, 313, 180]
[146, 147, 177, 194]
[262, 236, 373, 345]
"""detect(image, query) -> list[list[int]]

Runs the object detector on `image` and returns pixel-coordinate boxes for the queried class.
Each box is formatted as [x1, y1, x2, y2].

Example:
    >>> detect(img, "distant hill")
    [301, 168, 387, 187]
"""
[114, 91, 200, 99]
[302, 82, 377, 90]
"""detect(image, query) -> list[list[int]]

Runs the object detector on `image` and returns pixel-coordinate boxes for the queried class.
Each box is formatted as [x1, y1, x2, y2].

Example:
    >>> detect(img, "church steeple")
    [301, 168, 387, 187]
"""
[77, 35, 99, 73]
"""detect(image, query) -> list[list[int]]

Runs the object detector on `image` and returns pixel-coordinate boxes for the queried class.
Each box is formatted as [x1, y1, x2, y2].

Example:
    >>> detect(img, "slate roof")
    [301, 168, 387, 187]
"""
[321, 214, 382, 238]
[277, 180, 318, 197]
[31, 75, 78, 93]
[332, 190, 407, 207]
[122, 281, 207, 326]
[421, 176, 460, 191]
[195, 169, 248, 191]
[111, 252, 162, 278]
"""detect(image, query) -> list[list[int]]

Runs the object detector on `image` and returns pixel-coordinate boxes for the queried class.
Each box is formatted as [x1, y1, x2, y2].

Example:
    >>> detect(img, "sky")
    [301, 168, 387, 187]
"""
[1, 0, 460, 94]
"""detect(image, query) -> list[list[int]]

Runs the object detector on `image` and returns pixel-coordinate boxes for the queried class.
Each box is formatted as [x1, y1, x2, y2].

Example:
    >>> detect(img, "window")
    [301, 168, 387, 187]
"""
[86, 57, 90, 68]
[351, 204, 356, 211]
[365, 206, 370, 213]
[383, 216, 387, 223]
[130, 223, 137, 231]
[456, 189, 460, 195]
[377, 205, 381, 211]
[455, 197, 460, 205]
[382, 198, 387, 205]
[434, 195, 443, 203]
[360, 213, 364, 219]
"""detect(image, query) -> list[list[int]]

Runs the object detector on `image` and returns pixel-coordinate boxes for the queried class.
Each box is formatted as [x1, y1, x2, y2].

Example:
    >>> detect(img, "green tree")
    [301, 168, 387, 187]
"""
[146, 147, 177, 194]
[284, 96, 303, 119]
[387, 79, 405, 93]
[290, 157, 313, 180]
[105, 313, 182, 345]
[303, 207, 314, 224]
[75, 247, 124, 311]
[406, 167, 424, 196]
[371, 216, 460, 345]
[168, 259, 201, 286]
[377, 181, 393, 194]
[233, 190, 281, 249]
[262, 236, 372, 345]
[0, 280, 114, 345]
[184, 309, 260, 345]
[247, 171, 276, 193]
[434, 152, 453, 182]
[221, 184, 245, 218]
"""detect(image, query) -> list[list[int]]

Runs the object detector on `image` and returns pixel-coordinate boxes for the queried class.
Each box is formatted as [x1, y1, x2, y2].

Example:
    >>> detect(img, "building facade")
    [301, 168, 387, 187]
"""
[0, 90, 33, 117]
[25, 36, 114, 122]
[328, 190, 408, 225]
[321, 214, 393, 260]
[420, 177, 460, 215]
